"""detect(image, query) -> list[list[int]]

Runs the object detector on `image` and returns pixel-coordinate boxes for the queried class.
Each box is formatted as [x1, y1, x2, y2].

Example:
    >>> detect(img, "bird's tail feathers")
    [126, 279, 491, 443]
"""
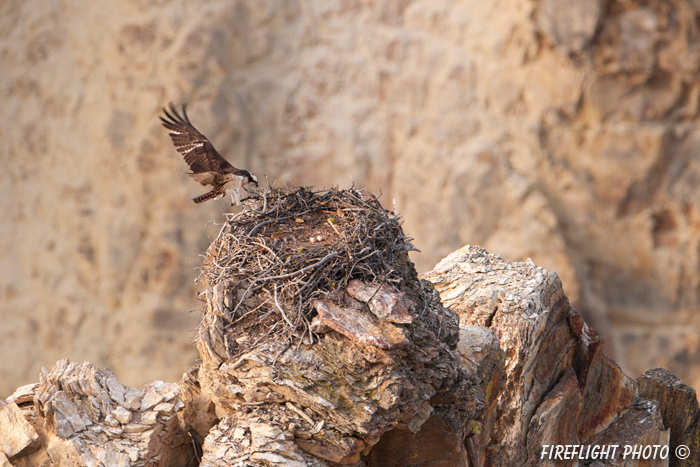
[192, 190, 221, 204]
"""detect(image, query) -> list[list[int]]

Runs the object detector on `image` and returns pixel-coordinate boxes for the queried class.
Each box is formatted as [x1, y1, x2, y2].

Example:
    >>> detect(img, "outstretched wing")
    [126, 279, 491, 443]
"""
[160, 103, 235, 174]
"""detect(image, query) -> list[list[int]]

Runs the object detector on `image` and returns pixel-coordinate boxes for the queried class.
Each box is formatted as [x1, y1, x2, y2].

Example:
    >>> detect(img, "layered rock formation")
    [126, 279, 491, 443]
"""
[424, 246, 694, 466]
[3, 240, 697, 466]
[4, 0, 700, 404]
[1, 361, 190, 466]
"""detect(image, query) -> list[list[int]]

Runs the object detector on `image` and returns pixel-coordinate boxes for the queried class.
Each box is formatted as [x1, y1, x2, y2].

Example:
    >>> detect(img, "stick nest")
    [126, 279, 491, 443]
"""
[198, 186, 418, 359]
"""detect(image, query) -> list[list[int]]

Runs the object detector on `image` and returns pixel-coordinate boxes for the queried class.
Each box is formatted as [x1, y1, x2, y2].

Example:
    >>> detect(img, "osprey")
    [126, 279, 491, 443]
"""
[160, 104, 258, 205]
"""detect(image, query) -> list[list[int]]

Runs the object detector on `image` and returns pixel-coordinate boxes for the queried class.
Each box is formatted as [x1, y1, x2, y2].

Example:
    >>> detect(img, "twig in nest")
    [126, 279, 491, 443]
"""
[327, 218, 342, 237]
[273, 284, 295, 327]
[273, 343, 291, 366]
[230, 298, 271, 325]
[365, 269, 394, 305]
[263, 252, 339, 281]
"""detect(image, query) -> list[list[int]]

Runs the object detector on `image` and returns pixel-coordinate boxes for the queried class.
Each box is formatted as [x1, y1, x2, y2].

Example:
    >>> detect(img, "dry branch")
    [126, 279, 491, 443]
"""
[196, 186, 417, 362]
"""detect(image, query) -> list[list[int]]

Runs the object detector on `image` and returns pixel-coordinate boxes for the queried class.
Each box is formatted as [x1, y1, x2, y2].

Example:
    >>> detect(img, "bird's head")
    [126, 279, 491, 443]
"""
[246, 172, 258, 186]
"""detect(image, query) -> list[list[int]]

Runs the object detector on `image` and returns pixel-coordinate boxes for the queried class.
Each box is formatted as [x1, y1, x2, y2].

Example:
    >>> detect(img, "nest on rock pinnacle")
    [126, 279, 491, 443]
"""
[197, 186, 420, 361]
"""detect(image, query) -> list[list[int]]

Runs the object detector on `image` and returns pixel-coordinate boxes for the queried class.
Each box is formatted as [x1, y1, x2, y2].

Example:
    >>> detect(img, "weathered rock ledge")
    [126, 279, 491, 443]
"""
[2, 190, 699, 466]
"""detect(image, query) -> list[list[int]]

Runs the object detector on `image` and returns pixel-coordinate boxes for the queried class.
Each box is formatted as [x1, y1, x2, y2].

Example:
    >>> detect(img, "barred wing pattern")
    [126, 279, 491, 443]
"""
[161, 103, 258, 205]
[160, 103, 235, 174]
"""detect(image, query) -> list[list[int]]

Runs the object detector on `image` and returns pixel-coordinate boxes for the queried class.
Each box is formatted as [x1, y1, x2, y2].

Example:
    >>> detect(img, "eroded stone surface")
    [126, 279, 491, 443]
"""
[0, 401, 40, 459]
[200, 413, 329, 467]
[346, 280, 414, 324]
[29, 359, 190, 466]
[424, 246, 640, 465]
[310, 298, 409, 349]
[638, 368, 700, 467]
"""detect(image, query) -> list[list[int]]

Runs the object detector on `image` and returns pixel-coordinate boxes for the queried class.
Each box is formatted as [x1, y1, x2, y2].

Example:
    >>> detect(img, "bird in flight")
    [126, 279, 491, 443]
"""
[160, 103, 258, 205]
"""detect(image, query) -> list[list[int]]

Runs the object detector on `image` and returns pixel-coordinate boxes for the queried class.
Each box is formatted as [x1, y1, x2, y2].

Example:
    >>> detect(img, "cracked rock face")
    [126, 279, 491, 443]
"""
[29, 360, 190, 467]
[196, 276, 478, 465]
[424, 245, 672, 466]
[0, 359, 196, 467]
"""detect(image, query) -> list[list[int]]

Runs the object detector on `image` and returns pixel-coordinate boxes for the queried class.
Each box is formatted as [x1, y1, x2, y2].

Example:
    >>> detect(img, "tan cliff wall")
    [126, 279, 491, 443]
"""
[3, 0, 700, 396]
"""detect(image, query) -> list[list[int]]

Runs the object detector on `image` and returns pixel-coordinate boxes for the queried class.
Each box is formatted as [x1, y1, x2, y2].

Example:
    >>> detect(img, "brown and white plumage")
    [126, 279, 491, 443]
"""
[160, 103, 257, 205]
